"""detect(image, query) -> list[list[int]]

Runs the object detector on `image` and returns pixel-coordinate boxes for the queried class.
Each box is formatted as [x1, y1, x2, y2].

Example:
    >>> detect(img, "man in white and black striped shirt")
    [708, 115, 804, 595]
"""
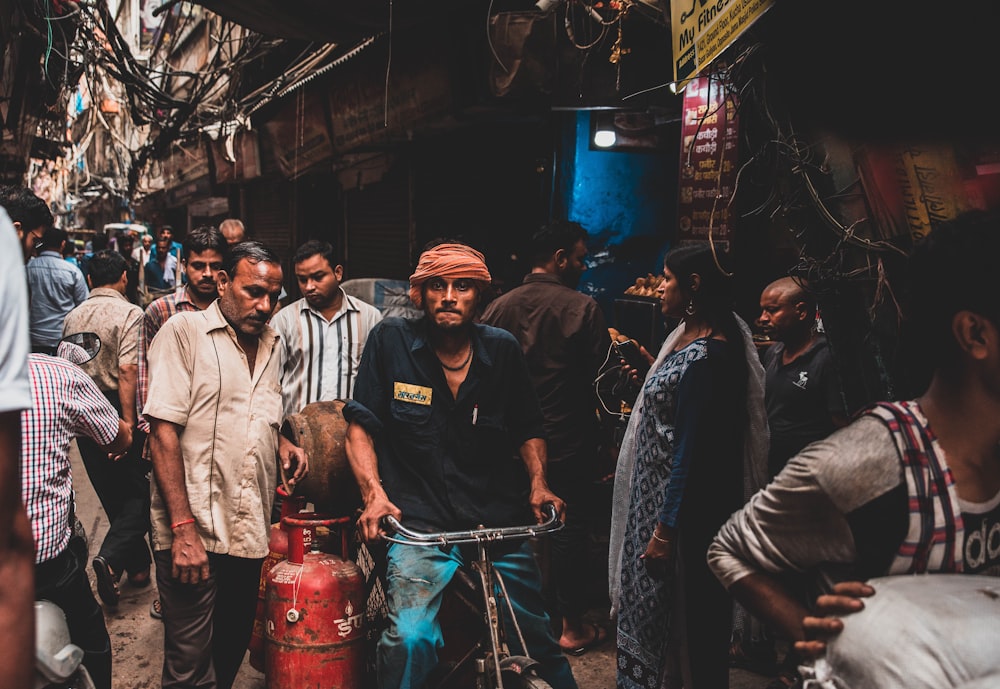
[270, 240, 382, 420]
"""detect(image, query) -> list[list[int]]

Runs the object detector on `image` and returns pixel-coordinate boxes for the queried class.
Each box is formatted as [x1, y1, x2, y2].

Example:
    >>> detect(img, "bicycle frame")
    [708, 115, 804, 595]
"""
[382, 504, 562, 689]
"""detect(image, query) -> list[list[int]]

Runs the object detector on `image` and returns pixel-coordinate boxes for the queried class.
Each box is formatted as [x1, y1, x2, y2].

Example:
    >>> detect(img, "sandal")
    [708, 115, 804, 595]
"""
[92, 557, 120, 607]
[560, 622, 609, 656]
[150, 598, 163, 620]
[128, 569, 151, 588]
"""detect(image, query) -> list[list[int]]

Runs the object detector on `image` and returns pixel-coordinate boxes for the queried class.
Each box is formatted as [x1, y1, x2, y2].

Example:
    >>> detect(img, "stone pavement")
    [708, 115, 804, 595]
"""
[70, 442, 772, 689]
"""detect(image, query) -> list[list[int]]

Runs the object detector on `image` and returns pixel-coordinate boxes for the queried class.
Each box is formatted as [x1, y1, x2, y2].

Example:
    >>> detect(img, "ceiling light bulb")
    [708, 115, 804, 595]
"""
[593, 129, 617, 148]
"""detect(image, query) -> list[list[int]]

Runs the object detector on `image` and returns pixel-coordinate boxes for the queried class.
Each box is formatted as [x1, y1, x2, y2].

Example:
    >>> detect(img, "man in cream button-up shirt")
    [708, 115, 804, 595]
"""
[145, 242, 308, 689]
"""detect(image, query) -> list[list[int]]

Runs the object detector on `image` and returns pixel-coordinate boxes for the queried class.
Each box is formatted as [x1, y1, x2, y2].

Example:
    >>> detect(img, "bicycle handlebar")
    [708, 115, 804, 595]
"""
[381, 503, 562, 546]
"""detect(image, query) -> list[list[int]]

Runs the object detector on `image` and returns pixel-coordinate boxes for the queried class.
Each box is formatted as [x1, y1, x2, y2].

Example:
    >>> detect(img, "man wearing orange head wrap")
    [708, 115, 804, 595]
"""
[343, 241, 578, 689]
[406, 242, 493, 309]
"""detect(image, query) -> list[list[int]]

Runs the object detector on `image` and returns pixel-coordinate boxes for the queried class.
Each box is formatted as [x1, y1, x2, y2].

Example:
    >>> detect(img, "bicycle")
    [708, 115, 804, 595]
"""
[381, 503, 563, 689]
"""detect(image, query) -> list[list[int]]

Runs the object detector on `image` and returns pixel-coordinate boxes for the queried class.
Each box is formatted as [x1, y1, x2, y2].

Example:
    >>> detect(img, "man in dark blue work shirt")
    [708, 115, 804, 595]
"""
[343, 241, 578, 689]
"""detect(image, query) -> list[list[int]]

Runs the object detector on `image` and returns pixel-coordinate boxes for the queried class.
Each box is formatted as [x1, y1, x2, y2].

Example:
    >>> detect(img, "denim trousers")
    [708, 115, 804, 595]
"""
[378, 540, 578, 689]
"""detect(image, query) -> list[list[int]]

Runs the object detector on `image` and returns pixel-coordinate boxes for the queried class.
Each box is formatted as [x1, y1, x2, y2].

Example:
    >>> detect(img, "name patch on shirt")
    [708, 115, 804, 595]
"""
[394, 382, 433, 406]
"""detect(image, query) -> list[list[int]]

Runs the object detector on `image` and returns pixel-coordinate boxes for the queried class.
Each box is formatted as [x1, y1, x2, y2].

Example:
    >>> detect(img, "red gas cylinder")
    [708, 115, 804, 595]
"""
[247, 488, 306, 671]
[265, 515, 366, 689]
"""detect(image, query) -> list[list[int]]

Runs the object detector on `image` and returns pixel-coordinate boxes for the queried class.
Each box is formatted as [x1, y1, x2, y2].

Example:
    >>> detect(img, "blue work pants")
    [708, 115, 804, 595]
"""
[378, 540, 578, 689]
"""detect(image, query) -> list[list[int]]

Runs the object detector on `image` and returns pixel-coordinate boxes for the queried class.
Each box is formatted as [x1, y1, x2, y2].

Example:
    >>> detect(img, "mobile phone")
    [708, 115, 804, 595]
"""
[613, 339, 649, 375]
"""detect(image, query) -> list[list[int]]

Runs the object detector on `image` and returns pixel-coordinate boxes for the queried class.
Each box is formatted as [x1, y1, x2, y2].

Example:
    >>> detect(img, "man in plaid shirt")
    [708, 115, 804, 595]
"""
[24, 352, 131, 689]
[137, 226, 228, 435]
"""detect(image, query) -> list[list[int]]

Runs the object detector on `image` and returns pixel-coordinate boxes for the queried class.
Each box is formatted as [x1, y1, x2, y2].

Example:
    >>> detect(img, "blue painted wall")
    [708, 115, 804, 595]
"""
[556, 111, 679, 345]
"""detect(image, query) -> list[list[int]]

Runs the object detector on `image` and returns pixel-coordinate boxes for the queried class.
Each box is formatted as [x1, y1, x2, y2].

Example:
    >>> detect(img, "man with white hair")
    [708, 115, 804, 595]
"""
[219, 218, 245, 247]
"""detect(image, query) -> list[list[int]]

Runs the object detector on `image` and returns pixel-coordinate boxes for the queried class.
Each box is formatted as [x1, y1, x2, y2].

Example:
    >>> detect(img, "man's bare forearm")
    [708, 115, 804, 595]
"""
[345, 422, 401, 543]
[0, 412, 35, 689]
[118, 363, 138, 429]
[0, 412, 21, 535]
[519, 437, 566, 522]
[729, 572, 811, 642]
[519, 437, 549, 487]
[102, 419, 132, 456]
[345, 422, 386, 504]
[149, 418, 194, 524]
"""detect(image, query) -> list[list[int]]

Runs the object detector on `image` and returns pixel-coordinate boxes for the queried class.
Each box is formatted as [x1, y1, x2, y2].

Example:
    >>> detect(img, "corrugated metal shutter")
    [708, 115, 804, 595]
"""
[246, 179, 292, 252]
[344, 174, 411, 280]
[242, 178, 298, 299]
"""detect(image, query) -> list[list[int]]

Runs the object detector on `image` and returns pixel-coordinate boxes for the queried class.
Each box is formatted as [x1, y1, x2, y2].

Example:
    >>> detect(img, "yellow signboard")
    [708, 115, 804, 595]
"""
[671, 0, 774, 86]
[857, 144, 974, 243]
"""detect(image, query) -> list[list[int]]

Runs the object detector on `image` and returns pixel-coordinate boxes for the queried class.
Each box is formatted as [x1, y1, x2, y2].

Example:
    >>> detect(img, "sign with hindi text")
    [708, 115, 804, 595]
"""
[677, 76, 739, 247]
[671, 0, 773, 86]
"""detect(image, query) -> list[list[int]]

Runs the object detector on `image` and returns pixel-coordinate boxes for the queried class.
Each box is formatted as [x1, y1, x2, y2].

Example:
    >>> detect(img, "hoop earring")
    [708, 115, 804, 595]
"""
[685, 300, 696, 316]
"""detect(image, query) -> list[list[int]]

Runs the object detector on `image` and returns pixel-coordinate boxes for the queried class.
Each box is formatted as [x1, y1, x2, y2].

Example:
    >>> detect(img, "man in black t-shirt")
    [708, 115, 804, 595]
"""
[743, 277, 847, 684]
[759, 277, 846, 478]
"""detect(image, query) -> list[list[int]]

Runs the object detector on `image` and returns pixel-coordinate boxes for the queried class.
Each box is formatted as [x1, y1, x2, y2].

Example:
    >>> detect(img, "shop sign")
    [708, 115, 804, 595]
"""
[328, 59, 452, 153]
[857, 144, 982, 242]
[161, 142, 210, 192]
[187, 196, 230, 217]
[165, 175, 211, 207]
[671, 0, 773, 87]
[210, 130, 262, 184]
[263, 90, 335, 179]
[676, 76, 739, 247]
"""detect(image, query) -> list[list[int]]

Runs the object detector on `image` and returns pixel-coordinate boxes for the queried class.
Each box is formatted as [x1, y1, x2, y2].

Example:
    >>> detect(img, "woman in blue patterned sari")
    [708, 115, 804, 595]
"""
[608, 245, 768, 689]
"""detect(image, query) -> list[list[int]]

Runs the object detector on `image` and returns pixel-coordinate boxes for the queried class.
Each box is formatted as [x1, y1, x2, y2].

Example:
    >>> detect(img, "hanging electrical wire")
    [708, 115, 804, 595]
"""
[696, 33, 913, 334]
[564, 0, 612, 51]
[40, 0, 315, 196]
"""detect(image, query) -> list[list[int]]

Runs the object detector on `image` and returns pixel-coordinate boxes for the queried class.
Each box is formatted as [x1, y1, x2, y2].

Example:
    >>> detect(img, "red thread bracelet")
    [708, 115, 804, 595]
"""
[171, 518, 195, 530]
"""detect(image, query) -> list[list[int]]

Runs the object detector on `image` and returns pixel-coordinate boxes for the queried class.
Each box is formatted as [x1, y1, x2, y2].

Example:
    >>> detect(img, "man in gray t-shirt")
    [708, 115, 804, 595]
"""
[710, 210, 1000, 667]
